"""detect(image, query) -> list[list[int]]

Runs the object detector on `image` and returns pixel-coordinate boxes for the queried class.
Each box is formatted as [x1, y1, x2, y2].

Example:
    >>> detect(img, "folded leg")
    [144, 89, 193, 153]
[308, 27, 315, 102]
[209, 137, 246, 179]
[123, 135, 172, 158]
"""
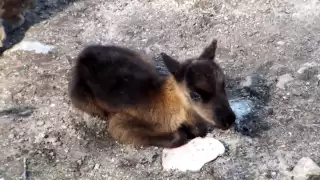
[108, 113, 189, 148]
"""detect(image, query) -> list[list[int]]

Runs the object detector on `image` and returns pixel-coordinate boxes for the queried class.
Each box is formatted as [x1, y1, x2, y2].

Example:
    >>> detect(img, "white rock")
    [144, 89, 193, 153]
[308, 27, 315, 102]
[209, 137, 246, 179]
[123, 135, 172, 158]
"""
[36, 120, 45, 126]
[277, 74, 294, 89]
[10, 40, 55, 54]
[291, 157, 320, 180]
[8, 133, 15, 139]
[277, 41, 285, 46]
[241, 76, 252, 87]
[297, 62, 318, 74]
[162, 137, 225, 172]
[94, 164, 100, 170]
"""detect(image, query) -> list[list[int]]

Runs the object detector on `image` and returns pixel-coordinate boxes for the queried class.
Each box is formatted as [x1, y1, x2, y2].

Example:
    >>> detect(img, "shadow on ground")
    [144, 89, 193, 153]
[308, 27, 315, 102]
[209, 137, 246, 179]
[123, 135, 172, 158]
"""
[0, 0, 79, 55]
[226, 62, 274, 137]
[0, 105, 36, 118]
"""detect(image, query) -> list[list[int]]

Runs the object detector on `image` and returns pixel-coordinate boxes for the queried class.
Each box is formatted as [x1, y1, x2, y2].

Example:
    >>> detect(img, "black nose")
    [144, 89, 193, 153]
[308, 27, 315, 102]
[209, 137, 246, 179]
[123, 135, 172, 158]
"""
[215, 108, 236, 130]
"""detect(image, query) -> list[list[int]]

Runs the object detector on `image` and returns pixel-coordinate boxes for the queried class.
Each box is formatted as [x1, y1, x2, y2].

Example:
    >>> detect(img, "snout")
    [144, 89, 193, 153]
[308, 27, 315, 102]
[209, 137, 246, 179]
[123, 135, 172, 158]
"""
[214, 106, 236, 130]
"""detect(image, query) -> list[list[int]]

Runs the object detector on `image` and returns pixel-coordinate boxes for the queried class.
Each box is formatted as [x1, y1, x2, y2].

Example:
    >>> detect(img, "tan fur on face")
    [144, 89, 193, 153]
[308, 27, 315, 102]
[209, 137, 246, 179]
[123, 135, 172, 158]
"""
[124, 76, 192, 133]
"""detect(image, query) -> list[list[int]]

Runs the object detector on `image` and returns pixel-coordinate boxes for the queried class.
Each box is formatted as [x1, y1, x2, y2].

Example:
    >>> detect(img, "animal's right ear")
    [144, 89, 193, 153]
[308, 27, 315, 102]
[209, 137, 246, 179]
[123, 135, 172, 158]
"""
[199, 39, 218, 60]
[160, 53, 182, 79]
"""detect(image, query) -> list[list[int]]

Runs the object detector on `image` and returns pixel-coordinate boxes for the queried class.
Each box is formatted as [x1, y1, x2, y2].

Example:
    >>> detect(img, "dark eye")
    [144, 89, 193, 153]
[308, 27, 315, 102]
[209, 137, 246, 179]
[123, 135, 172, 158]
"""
[190, 91, 202, 101]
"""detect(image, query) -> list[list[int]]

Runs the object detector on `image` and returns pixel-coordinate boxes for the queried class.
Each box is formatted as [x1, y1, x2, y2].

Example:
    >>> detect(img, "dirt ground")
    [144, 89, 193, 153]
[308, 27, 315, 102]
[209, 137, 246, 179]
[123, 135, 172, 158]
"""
[0, 0, 320, 179]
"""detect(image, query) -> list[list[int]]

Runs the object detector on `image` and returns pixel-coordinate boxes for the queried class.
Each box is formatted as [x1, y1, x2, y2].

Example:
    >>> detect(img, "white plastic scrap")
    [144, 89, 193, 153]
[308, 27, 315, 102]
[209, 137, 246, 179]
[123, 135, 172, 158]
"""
[229, 99, 253, 124]
[162, 137, 225, 172]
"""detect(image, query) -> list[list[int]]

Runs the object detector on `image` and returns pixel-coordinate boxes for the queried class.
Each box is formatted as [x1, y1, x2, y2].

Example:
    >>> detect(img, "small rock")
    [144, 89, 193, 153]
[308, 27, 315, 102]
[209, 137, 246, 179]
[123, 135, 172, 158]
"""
[277, 74, 294, 89]
[297, 62, 318, 74]
[297, 67, 318, 81]
[277, 41, 285, 46]
[291, 157, 320, 180]
[53, 141, 62, 146]
[77, 159, 82, 166]
[36, 121, 45, 126]
[292, 89, 302, 96]
[45, 136, 57, 144]
[241, 76, 252, 87]
[8, 133, 15, 139]
[94, 164, 100, 170]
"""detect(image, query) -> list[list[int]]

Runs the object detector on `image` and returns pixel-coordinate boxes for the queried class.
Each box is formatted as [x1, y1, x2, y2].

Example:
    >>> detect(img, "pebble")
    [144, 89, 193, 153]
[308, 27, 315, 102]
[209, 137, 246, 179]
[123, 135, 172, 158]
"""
[94, 164, 100, 170]
[297, 67, 318, 81]
[53, 141, 62, 146]
[277, 41, 285, 46]
[241, 76, 252, 87]
[36, 121, 45, 126]
[77, 160, 82, 166]
[276, 74, 294, 89]
[291, 157, 320, 180]
[8, 133, 15, 139]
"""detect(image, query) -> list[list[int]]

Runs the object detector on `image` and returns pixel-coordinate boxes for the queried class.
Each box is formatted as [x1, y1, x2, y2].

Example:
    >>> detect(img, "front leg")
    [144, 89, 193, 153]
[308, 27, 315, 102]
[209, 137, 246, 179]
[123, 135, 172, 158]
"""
[108, 114, 190, 148]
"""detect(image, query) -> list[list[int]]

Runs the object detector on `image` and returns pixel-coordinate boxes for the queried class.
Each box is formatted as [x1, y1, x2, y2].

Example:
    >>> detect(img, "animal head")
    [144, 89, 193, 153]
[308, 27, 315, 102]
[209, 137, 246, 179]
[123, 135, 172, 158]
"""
[161, 39, 236, 130]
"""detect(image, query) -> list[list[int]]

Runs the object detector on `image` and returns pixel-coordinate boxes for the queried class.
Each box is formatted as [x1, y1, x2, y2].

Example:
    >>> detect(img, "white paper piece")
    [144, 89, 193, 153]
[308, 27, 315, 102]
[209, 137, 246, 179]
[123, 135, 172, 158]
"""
[162, 137, 225, 172]
[10, 40, 55, 54]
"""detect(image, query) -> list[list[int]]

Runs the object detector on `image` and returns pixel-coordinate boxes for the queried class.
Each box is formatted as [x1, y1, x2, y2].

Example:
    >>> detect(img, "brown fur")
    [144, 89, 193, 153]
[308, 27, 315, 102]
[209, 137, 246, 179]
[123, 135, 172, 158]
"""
[0, 0, 35, 47]
[68, 45, 213, 148]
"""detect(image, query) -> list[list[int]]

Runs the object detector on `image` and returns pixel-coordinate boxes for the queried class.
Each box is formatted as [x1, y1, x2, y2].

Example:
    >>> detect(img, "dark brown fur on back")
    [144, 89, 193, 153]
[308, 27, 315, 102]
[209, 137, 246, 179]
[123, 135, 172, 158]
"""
[68, 45, 213, 148]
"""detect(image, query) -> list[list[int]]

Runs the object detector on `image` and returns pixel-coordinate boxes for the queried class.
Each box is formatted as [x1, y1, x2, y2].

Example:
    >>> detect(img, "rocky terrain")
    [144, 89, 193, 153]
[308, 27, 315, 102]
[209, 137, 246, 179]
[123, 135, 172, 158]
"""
[0, 0, 319, 179]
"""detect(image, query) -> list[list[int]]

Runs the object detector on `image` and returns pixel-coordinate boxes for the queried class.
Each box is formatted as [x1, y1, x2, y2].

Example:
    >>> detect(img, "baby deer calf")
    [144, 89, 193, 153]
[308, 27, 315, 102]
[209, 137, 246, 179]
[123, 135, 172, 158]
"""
[68, 39, 235, 148]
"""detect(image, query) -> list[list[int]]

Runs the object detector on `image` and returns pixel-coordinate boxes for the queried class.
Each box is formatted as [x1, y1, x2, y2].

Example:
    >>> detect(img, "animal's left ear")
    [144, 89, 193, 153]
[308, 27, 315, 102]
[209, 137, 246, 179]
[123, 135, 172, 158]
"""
[199, 39, 218, 60]
[160, 53, 183, 80]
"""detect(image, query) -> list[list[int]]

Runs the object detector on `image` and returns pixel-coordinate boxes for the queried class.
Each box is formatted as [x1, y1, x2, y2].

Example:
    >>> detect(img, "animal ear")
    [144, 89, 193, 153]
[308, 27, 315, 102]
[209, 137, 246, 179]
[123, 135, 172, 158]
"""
[160, 52, 182, 78]
[199, 39, 218, 60]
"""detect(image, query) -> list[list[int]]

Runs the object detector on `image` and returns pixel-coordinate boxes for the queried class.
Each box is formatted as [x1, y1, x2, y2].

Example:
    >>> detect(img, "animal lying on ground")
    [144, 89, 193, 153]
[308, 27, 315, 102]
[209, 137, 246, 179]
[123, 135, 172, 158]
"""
[68, 39, 235, 148]
[0, 0, 35, 47]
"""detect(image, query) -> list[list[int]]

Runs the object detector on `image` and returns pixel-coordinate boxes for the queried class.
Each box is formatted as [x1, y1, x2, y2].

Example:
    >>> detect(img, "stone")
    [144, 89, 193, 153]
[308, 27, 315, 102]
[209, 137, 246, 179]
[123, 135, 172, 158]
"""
[241, 76, 252, 87]
[8, 133, 15, 139]
[277, 74, 294, 89]
[94, 164, 100, 170]
[36, 121, 45, 126]
[291, 157, 320, 180]
[162, 137, 225, 172]
[297, 67, 318, 81]
[277, 41, 285, 46]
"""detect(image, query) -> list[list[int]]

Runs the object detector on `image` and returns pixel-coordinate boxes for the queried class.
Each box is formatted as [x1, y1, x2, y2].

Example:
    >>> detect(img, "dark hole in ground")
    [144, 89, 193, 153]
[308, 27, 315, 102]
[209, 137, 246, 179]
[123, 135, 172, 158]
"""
[227, 70, 273, 137]
[0, 105, 36, 118]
